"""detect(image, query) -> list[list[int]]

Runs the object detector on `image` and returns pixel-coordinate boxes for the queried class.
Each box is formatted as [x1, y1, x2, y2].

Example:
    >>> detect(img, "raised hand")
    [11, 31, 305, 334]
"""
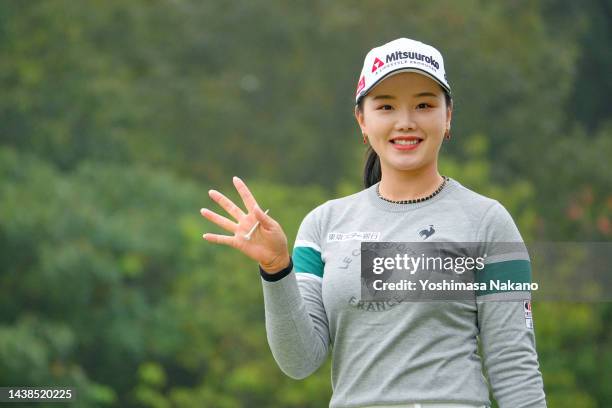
[201, 176, 291, 273]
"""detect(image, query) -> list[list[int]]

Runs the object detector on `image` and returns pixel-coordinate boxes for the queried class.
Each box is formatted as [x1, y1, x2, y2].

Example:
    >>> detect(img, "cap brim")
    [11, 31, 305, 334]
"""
[356, 67, 451, 105]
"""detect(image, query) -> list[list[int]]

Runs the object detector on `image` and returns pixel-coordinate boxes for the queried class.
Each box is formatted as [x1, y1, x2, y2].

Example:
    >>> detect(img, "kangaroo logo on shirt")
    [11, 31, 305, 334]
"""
[418, 225, 435, 240]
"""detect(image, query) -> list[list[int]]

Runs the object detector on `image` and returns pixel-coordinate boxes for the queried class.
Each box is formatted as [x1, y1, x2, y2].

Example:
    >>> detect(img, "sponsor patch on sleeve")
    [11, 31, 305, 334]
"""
[524, 300, 533, 329]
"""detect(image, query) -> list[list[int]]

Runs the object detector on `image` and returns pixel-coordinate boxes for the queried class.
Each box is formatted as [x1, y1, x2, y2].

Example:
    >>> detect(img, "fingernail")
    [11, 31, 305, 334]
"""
[202, 233, 207, 239]
[200, 208, 207, 214]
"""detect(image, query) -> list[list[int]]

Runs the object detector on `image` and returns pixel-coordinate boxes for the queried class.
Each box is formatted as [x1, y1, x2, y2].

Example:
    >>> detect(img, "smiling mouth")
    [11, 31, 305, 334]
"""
[390, 139, 422, 145]
[388, 137, 424, 151]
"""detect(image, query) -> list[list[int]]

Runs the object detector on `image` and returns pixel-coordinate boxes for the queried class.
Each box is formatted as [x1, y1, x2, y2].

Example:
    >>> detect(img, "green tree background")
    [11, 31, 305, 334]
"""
[0, 1, 610, 407]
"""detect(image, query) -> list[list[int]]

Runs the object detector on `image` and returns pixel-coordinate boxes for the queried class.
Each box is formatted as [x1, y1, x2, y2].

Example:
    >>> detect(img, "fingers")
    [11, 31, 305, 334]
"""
[253, 205, 275, 230]
[200, 208, 238, 234]
[202, 232, 237, 248]
[209, 189, 246, 221]
[233, 176, 259, 212]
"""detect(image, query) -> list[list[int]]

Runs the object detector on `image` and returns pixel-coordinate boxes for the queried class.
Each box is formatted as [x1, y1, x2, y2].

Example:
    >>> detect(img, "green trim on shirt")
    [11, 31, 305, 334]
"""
[476, 259, 532, 296]
[293, 246, 324, 277]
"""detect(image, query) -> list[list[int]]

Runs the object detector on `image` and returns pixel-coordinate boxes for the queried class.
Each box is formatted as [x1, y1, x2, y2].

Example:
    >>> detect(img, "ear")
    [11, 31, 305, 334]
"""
[445, 102, 453, 130]
[354, 105, 366, 133]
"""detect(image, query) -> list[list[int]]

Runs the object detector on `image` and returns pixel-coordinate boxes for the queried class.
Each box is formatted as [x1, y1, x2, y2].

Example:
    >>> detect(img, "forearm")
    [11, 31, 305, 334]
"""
[260, 259, 330, 379]
[479, 300, 547, 407]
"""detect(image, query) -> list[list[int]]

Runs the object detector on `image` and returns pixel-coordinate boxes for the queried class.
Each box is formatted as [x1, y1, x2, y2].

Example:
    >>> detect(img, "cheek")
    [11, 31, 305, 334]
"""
[367, 118, 393, 136]
[422, 114, 447, 135]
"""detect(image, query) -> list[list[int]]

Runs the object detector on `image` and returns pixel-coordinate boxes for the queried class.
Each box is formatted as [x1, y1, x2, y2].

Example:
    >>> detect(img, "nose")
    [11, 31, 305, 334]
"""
[394, 108, 417, 131]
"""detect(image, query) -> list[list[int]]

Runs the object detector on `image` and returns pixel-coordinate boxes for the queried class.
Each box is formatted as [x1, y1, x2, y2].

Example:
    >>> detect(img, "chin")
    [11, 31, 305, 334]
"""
[389, 162, 424, 172]
[385, 156, 435, 171]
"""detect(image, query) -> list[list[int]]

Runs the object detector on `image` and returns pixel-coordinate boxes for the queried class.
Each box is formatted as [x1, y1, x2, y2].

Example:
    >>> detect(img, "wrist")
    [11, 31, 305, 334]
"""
[260, 254, 291, 274]
[260, 256, 293, 282]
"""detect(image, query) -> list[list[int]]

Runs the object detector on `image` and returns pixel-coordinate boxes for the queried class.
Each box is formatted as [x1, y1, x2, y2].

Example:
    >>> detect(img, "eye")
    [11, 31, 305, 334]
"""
[377, 104, 393, 110]
[416, 102, 432, 109]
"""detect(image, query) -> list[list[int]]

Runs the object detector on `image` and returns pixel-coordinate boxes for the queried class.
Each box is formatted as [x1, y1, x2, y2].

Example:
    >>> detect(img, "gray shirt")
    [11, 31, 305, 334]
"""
[260, 178, 546, 407]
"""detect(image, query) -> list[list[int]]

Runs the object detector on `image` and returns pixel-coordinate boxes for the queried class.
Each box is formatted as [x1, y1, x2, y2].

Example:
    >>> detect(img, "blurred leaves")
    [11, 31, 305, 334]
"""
[0, 0, 610, 407]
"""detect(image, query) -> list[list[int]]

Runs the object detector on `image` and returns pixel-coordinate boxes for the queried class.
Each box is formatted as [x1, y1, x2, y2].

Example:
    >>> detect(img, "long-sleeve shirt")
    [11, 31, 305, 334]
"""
[260, 178, 547, 408]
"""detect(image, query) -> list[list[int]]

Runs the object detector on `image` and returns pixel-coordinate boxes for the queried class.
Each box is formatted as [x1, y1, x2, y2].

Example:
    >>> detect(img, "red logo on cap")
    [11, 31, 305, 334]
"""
[371, 57, 384, 73]
[355, 75, 366, 96]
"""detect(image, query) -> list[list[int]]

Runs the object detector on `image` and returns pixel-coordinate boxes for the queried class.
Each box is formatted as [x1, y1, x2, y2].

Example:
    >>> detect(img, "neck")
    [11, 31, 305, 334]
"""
[378, 166, 443, 201]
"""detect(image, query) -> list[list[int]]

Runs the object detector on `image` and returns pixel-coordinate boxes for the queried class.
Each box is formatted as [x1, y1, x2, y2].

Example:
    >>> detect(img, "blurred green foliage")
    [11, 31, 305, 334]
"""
[0, 0, 610, 407]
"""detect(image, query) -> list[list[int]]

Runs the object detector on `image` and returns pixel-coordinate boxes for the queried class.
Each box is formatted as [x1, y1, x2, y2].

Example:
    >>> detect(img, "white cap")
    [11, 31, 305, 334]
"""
[355, 38, 451, 105]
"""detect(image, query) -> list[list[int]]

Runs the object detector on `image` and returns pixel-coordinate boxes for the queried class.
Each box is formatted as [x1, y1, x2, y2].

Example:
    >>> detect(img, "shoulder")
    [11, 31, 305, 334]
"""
[449, 178, 515, 217]
[305, 188, 369, 218]
[447, 178, 500, 212]
[296, 188, 369, 241]
[293, 190, 368, 265]
[446, 178, 520, 239]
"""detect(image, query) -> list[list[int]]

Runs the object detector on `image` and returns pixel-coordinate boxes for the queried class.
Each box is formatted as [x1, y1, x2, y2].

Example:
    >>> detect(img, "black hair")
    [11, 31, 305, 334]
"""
[357, 86, 453, 188]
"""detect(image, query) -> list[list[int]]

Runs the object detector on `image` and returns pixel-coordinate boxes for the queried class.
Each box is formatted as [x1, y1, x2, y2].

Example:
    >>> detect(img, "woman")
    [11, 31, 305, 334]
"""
[201, 38, 546, 408]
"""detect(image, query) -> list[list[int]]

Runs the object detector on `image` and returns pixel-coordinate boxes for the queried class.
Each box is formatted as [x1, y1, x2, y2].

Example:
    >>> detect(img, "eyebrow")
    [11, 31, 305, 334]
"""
[372, 92, 438, 100]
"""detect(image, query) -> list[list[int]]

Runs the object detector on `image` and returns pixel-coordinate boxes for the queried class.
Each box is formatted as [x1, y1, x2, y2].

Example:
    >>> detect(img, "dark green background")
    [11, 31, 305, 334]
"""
[1, 1, 610, 406]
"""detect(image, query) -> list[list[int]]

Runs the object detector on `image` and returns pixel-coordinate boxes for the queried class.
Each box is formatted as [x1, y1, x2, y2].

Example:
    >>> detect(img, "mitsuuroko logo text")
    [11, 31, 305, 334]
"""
[371, 50, 441, 74]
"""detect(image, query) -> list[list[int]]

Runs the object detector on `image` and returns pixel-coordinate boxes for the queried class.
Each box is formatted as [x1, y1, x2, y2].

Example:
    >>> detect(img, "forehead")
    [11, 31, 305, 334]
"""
[368, 72, 442, 97]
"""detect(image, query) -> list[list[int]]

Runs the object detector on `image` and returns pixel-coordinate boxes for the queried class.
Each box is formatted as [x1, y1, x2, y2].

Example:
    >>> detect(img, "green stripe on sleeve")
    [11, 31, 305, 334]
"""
[292, 246, 324, 278]
[476, 259, 532, 296]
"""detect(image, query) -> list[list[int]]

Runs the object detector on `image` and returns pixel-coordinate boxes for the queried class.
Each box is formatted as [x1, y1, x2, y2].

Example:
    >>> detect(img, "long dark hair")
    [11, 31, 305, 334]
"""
[358, 88, 453, 188]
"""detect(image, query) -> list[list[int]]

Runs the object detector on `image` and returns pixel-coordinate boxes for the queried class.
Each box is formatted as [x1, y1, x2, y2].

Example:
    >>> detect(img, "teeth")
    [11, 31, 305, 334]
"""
[394, 139, 420, 145]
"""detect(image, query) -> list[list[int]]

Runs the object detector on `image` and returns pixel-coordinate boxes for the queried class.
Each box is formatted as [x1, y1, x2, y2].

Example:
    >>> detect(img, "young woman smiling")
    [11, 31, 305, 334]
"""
[201, 38, 547, 408]
[356, 70, 452, 201]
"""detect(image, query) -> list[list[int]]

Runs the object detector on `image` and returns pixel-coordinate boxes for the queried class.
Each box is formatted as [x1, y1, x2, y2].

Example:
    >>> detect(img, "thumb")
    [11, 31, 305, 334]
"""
[254, 206, 274, 229]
